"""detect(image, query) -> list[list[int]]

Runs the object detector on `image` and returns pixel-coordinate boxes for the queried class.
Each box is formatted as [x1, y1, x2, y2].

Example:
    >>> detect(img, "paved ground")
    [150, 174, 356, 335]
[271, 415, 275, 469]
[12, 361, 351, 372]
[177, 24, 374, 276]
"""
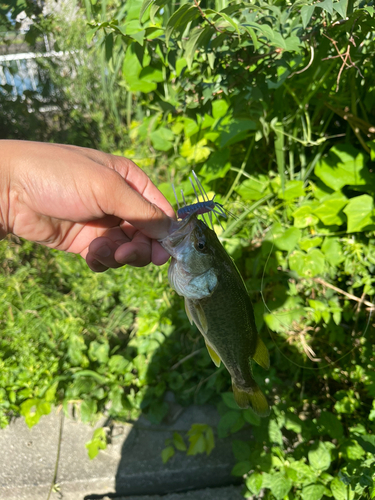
[0, 403, 249, 500]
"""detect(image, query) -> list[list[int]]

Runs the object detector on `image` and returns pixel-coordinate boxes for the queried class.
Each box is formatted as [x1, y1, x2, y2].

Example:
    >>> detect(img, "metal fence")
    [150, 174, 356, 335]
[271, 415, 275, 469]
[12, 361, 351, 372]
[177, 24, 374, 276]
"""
[0, 31, 63, 98]
[0, 50, 65, 97]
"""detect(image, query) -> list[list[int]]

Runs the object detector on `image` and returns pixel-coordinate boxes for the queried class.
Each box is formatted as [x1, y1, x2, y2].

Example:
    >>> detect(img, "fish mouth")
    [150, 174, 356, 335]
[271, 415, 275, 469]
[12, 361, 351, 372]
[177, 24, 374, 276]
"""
[159, 213, 197, 255]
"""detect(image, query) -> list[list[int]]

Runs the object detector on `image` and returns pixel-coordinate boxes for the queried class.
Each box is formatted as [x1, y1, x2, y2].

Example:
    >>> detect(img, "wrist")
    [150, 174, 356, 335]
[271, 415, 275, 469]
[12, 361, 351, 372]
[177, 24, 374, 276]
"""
[0, 140, 13, 239]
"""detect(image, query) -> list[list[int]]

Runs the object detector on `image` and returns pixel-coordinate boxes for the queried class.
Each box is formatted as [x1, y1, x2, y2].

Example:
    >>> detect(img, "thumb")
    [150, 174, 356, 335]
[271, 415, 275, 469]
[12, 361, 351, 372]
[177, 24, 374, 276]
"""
[98, 169, 176, 240]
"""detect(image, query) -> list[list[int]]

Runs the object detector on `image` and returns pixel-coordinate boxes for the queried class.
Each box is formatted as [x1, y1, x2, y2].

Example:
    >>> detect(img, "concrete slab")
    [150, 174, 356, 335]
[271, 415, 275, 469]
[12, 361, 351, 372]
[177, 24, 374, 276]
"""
[0, 404, 248, 500]
[102, 485, 245, 500]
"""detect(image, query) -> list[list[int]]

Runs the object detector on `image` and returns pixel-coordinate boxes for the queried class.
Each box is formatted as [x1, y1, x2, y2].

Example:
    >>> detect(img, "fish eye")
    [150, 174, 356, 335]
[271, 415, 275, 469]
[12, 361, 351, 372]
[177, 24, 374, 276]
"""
[195, 239, 206, 251]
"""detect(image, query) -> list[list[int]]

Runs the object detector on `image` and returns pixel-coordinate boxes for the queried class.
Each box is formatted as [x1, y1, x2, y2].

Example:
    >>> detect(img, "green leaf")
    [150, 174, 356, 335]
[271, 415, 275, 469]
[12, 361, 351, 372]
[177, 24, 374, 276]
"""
[268, 419, 283, 445]
[187, 433, 206, 455]
[185, 26, 205, 69]
[293, 205, 319, 228]
[267, 472, 292, 500]
[289, 249, 325, 278]
[161, 445, 175, 463]
[108, 355, 130, 374]
[286, 461, 316, 483]
[232, 460, 251, 476]
[222, 392, 240, 409]
[243, 409, 261, 426]
[308, 441, 331, 471]
[299, 237, 323, 251]
[317, 411, 344, 440]
[80, 399, 98, 423]
[236, 176, 269, 201]
[245, 26, 259, 50]
[166, 5, 199, 44]
[301, 484, 328, 500]
[139, 65, 164, 83]
[217, 12, 240, 35]
[140, 0, 154, 21]
[20, 398, 51, 428]
[218, 410, 241, 438]
[273, 227, 301, 252]
[284, 414, 303, 434]
[150, 127, 174, 151]
[301, 5, 315, 28]
[333, 0, 348, 18]
[343, 194, 374, 232]
[180, 138, 211, 163]
[315, 145, 369, 191]
[219, 118, 256, 148]
[173, 432, 187, 451]
[105, 32, 113, 62]
[341, 439, 365, 460]
[212, 99, 229, 119]
[284, 36, 302, 52]
[313, 192, 348, 226]
[278, 180, 305, 200]
[356, 434, 375, 454]
[85, 427, 107, 460]
[88, 340, 109, 363]
[321, 238, 345, 266]
[331, 477, 355, 500]
[246, 471, 263, 495]
[317, 0, 333, 15]
[123, 46, 157, 92]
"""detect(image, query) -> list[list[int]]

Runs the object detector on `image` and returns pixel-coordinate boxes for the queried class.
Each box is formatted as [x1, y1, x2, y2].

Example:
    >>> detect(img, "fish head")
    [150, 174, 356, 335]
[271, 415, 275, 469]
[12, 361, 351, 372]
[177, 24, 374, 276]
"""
[159, 214, 218, 299]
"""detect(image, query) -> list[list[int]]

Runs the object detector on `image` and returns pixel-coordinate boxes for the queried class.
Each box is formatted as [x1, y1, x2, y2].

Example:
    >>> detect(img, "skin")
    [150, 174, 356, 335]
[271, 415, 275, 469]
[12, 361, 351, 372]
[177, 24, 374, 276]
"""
[0, 140, 176, 272]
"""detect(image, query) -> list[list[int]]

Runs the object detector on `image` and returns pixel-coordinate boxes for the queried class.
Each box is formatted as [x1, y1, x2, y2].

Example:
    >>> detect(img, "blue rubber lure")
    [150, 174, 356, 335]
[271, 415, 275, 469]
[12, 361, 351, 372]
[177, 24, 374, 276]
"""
[172, 171, 231, 229]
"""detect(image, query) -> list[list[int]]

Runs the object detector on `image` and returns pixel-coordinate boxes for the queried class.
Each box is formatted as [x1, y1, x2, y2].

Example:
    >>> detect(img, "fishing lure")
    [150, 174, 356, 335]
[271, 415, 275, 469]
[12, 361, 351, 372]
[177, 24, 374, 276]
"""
[172, 170, 230, 229]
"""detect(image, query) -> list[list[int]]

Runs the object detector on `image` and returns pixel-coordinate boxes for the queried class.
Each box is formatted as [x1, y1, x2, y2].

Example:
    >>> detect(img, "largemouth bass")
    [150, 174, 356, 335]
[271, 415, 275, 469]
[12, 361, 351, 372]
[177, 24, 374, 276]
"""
[160, 213, 270, 416]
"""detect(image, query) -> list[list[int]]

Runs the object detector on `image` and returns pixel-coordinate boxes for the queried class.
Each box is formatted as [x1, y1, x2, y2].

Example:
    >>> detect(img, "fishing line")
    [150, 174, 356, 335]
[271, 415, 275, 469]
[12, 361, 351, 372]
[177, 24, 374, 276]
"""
[170, 171, 373, 370]
[215, 195, 373, 370]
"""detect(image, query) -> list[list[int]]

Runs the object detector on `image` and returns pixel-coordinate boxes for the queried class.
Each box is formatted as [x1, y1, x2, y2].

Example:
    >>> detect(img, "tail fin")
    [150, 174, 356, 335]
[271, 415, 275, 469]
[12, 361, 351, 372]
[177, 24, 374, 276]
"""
[232, 381, 270, 417]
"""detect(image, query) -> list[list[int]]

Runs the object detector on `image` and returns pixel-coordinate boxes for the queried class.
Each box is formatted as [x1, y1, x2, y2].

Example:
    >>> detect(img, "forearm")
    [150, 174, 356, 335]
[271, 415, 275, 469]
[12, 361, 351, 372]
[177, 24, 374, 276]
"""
[0, 140, 13, 240]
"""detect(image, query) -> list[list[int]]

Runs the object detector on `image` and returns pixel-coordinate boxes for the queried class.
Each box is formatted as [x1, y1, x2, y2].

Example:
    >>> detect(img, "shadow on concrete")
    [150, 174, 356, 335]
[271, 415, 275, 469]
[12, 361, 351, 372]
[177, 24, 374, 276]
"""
[82, 238, 306, 499]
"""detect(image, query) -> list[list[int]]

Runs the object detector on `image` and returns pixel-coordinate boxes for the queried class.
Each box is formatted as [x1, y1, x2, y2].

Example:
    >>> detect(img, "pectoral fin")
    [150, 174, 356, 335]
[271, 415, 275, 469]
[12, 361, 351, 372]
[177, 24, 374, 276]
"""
[187, 300, 208, 335]
[252, 336, 270, 370]
[205, 341, 221, 367]
[184, 298, 193, 325]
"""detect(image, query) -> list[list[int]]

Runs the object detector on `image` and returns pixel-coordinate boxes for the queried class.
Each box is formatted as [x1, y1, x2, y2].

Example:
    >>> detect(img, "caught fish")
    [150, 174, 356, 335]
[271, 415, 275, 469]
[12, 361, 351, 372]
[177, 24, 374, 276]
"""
[160, 213, 270, 416]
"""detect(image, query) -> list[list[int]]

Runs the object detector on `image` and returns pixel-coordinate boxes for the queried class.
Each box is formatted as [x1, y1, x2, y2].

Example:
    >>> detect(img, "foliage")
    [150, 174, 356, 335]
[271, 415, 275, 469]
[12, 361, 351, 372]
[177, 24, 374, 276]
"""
[162, 424, 215, 463]
[1, 0, 375, 498]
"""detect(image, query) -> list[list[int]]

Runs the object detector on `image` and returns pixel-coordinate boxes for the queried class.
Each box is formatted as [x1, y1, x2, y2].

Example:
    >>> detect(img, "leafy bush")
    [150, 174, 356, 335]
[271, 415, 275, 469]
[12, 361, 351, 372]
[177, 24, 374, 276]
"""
[1, 0, 375, 498]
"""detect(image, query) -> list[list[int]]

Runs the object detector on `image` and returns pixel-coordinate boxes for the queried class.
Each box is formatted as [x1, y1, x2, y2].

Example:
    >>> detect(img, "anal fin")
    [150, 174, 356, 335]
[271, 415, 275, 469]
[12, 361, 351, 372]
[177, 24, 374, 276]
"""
[252, 336, 270, 370]
[205, 340, 221, 367]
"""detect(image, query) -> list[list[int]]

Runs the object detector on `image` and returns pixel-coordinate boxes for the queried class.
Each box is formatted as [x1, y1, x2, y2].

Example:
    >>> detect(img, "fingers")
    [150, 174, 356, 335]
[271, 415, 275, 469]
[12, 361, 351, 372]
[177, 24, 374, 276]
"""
[114, 230, 154, 268]
[86, 236, 125, 272]
[86, 229, 170, 272]
[152, 240, 171, 266]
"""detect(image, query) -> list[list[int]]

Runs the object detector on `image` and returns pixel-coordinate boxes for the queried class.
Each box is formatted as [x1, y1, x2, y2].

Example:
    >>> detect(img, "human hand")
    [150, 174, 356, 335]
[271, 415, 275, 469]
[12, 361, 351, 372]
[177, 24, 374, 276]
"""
[0, 140, 176, 272]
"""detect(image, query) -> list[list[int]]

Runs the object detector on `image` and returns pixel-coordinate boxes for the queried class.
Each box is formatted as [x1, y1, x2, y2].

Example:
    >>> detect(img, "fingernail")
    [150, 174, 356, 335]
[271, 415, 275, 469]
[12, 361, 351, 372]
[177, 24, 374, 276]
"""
[125, 253, 137, 264]
[95, 246, 111, 258]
